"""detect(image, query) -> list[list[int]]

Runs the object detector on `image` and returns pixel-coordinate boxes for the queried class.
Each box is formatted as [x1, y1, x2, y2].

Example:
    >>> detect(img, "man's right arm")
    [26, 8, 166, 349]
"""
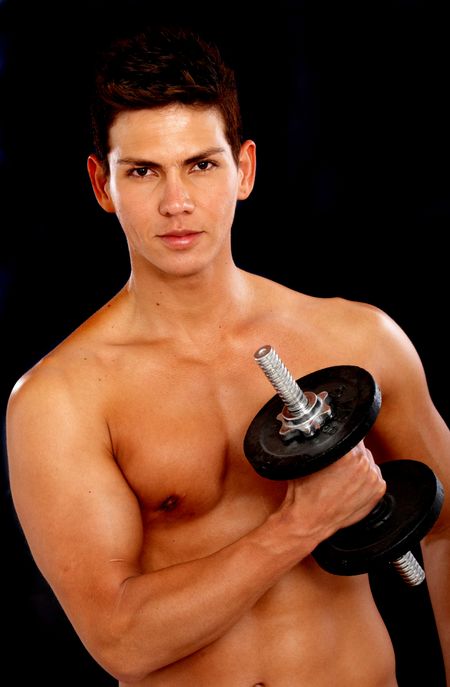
[6, 368, 384, 683]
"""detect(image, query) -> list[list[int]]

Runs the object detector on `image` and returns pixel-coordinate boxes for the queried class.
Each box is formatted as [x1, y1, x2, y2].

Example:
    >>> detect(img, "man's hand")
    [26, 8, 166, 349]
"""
[275, 442, 386, 549]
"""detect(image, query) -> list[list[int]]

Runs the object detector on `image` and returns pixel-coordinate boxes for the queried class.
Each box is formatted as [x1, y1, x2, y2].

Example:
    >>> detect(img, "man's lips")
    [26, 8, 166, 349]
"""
[158, 230, 203, 249]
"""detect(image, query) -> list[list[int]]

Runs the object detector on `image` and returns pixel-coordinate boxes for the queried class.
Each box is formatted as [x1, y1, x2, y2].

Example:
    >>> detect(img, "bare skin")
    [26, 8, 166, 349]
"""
[7, 105, 450, 686]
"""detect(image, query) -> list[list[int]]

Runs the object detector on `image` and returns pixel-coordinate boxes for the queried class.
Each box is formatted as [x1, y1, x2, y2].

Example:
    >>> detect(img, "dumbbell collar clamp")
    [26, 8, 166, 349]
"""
[277, 390, 332, 439]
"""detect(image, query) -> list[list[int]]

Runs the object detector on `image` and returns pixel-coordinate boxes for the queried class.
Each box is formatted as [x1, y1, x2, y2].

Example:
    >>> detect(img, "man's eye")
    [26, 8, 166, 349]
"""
[133, 167, 150, 177]
[193, 160, 216, 172]
[129, 167, 153, 178]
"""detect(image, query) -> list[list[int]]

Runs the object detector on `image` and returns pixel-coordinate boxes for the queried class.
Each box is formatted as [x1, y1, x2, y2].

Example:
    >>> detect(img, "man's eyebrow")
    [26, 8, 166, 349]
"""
[116, 147, 226, 168]
[184, 147, 226, 165]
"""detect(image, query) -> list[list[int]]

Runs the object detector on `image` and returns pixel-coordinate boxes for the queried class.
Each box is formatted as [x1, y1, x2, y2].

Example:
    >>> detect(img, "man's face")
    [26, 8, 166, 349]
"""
[98, 104, 253, 279]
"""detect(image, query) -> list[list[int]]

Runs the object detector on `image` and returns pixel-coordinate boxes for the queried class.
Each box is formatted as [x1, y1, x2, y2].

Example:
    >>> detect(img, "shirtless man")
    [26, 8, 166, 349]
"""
[6, 26, 450, 687]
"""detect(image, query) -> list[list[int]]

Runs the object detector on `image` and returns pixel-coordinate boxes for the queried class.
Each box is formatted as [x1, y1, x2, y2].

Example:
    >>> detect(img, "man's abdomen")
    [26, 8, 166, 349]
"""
[128, 562, 397, 687]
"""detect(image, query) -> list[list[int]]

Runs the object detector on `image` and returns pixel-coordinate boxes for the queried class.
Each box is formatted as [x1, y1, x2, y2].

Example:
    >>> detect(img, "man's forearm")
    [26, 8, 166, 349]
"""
[90, 513, 317, 682]
[422, 533, 450, 685]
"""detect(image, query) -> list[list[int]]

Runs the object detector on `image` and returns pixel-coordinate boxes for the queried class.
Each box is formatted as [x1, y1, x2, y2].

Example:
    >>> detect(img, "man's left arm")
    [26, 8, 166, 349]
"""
[364, 309, 450, 679]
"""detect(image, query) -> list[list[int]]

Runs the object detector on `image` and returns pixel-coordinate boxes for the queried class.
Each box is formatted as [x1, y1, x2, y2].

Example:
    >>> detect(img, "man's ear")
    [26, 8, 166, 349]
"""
[87, 155, 116, 213]
[237, 140, 256, 200]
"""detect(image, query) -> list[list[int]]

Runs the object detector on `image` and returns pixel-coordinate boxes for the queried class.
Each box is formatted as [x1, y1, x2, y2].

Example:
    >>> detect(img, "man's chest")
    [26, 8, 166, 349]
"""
[100, 327, 376, 522]
[104, 355, 275, 514]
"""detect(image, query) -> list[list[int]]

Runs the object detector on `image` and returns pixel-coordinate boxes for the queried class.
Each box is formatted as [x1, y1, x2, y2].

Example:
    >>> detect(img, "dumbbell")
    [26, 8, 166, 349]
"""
[243, 345, 444, 586]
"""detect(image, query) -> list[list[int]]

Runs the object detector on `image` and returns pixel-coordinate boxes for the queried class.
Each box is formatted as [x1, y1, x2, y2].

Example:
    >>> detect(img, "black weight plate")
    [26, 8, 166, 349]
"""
[312, 460, 445, 576]
[244, 365, 381, 480]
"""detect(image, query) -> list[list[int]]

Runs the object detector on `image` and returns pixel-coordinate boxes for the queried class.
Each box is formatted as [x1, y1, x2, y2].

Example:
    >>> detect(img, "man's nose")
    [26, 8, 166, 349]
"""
[159, 173, 195, 216]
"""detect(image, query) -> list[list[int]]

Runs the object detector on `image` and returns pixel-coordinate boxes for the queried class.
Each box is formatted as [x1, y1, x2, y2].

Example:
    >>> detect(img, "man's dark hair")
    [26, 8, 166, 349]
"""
[91, 26, 243, 169]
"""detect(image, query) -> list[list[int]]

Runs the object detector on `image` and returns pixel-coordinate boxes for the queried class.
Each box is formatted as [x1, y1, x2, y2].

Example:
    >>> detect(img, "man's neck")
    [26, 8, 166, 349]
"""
[124, 260, 253, 346]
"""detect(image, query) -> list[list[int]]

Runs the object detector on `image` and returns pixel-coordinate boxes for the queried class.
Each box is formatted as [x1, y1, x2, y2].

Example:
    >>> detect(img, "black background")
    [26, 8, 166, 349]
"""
[1, 0, 448, 684]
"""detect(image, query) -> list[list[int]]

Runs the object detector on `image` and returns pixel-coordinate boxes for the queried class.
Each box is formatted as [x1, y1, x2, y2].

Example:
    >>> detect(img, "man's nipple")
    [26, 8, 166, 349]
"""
[158, 494, 181, 512]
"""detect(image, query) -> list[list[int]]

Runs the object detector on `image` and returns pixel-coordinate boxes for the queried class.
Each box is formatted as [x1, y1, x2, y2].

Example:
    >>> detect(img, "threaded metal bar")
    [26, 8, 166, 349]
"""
[391, 551, 426, 586]
[254, 345, 308, 415]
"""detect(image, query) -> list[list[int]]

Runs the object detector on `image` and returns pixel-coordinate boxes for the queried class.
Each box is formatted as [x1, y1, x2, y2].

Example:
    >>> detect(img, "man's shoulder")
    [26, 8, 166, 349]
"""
[251, 276, 413, 371]
[7, 298, 121, 416]
[311, 294, 408, 352]
[316, 294, 388, 326]
[251, 273, 390, 329]
[310, 295, 421, 384]
[7, 345, 93, 424]
[16, 286, 131, 383]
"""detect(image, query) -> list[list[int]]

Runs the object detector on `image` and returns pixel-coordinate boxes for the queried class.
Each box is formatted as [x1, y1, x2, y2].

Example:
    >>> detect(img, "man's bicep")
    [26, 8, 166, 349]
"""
[6, 370, 144, 629]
